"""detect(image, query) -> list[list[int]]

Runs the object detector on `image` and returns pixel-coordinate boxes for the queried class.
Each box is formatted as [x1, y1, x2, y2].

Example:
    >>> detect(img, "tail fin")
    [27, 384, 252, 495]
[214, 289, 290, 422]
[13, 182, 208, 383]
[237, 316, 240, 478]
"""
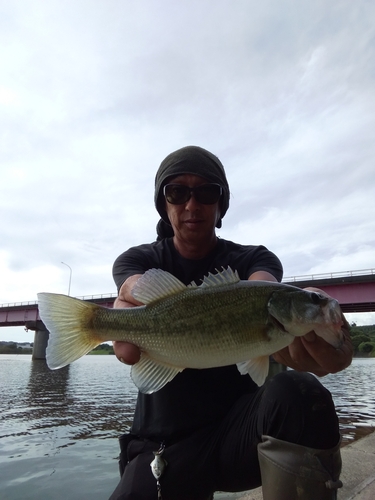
[37, 293, 103, 369]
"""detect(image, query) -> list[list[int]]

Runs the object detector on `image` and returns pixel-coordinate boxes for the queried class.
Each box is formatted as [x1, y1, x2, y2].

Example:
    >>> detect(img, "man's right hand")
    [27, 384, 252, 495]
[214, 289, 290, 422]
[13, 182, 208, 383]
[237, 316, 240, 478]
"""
[112, 274, 143, 365]
[113, 341, 141, 365]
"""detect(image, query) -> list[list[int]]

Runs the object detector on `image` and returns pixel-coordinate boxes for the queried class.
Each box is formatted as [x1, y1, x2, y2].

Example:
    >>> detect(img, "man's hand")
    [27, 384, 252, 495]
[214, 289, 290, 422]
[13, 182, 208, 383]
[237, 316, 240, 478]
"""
[272, 287, 353, 376]
[113, 341, 141, 365]
[112, 274, 142, 365]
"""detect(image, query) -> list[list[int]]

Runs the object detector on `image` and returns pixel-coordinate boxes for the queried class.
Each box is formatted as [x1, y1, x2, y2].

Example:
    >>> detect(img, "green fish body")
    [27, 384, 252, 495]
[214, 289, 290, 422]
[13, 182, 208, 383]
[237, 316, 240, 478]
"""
[38, 267, 343, 393]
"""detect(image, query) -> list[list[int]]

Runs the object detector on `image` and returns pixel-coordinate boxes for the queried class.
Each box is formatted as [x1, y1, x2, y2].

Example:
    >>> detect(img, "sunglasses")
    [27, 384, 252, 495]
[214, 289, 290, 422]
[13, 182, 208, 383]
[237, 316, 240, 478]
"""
[163, 183, 222, 205]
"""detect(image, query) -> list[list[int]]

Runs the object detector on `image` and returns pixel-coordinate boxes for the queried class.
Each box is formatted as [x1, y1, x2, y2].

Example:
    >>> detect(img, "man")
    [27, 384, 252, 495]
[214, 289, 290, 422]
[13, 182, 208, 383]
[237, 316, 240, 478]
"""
[109, 146, 353, 500]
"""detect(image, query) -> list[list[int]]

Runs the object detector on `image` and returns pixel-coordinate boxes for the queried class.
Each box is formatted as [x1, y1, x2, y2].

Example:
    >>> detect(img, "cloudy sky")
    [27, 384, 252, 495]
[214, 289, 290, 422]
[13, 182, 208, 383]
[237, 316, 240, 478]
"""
[1, 0, 374, 342]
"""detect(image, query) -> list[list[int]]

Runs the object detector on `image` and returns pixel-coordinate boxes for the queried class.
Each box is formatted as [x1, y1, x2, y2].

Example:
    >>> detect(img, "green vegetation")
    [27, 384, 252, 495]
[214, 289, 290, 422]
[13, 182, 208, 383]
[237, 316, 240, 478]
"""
[349, 324, 375, 357]
[0, 341, 114, 355]
[0, 342, 33, 354]
[89, 343, 115, 355]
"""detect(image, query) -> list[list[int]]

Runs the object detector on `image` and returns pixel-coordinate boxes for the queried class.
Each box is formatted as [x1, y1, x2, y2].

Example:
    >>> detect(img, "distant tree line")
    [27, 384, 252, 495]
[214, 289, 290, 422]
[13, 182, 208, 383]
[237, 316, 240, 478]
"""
[0, 341, 115, 355]
[90, 343, 115, 355]
[0, 342, 33, 354]
[349, 324, 375, 357]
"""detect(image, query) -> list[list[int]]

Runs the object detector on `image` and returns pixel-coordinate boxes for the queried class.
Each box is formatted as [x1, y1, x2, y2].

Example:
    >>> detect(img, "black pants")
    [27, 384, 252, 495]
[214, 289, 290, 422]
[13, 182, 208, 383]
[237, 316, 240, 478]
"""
[108, 371, 340, 500]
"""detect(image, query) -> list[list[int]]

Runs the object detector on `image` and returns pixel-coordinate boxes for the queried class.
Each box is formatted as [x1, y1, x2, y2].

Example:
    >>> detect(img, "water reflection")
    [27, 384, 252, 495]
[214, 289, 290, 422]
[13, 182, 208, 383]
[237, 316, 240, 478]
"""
[26, 362, 72, 432]
[320, 358, 375, 445]
[0, 355, 138, 500]
[27, 357, 135, 446]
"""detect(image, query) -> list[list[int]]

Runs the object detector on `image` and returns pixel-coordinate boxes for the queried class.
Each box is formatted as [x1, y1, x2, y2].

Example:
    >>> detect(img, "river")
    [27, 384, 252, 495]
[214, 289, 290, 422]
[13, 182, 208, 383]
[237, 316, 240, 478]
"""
[1, 355, 374, 500]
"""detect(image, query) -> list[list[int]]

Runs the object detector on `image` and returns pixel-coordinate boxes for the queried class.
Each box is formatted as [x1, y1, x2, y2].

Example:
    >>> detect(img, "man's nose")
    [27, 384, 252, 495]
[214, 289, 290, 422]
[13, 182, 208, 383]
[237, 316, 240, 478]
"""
[184, 192, 200, 210]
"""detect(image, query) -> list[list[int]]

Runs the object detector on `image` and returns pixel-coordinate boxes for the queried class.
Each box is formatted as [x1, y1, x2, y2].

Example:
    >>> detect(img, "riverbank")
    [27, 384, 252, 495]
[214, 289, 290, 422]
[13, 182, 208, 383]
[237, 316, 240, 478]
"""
[216, 430, 375, 499]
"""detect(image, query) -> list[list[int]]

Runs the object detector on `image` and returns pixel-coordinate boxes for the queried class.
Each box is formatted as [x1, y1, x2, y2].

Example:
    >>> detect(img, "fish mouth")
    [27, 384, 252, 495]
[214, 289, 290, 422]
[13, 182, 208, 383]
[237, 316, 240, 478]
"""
[269, 314, 289, 333]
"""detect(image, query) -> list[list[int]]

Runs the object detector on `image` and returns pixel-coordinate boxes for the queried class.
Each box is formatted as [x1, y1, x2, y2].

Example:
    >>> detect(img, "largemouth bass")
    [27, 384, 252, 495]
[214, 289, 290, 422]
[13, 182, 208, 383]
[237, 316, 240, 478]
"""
[37, 267, 344, 393]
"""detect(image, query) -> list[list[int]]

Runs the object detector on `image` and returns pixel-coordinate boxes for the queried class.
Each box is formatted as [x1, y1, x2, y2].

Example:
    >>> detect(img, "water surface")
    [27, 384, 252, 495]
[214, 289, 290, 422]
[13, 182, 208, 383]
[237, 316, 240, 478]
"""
[1, 355, 374, 499]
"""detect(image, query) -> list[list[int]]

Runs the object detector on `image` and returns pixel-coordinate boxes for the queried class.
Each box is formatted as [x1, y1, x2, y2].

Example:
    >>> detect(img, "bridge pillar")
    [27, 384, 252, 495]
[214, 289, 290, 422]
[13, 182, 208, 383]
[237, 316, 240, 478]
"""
[26, 320, 49, 360]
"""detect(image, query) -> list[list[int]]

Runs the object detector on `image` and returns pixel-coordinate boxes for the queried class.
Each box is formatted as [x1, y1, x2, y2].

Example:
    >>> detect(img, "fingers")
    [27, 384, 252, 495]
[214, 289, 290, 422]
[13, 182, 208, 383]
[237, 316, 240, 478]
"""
[113, 341, 141, 365]
[273, 330, 353, 377]
[301, 325, 353, 373]
[287, 337, 330, 376]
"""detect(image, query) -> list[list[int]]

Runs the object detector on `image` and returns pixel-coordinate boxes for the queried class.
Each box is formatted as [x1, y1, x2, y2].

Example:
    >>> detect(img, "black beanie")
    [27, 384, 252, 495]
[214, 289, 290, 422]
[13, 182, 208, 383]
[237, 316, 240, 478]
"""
[154, 146, 230, 238]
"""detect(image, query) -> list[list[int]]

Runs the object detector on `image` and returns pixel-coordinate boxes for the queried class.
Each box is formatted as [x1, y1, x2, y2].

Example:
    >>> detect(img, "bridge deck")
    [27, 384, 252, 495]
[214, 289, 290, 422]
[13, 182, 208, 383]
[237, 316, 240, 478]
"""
[1, 270, 374, 327]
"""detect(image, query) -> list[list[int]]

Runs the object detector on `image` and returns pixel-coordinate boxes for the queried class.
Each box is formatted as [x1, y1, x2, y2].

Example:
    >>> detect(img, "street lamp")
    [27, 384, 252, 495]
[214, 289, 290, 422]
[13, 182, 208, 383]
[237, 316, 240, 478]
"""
[61, 262, 72, 296]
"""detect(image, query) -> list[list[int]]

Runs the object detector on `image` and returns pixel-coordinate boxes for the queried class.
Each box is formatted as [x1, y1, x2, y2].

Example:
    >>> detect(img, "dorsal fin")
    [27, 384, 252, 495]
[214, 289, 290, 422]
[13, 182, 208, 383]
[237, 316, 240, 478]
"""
[131, 268, 187, 305]
[199, 267, 240, 288]
[131, 267, 240, 305]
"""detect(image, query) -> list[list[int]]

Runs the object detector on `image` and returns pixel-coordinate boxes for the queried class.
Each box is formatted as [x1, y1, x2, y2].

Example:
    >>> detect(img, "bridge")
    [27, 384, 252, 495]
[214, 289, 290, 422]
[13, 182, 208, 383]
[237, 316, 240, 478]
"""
[1, 268, 374, 359]
[283, 268, 375, 313]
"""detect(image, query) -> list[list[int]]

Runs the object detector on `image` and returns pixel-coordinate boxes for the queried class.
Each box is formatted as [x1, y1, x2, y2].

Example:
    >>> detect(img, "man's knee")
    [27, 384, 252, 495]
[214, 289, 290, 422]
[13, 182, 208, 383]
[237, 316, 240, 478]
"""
[260, 370, 339, 447]
[265, 370, 333, 407]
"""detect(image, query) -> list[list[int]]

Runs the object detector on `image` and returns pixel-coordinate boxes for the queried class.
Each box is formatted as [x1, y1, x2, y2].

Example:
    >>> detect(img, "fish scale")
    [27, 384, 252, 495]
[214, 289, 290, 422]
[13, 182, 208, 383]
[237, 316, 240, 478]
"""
[92, 286, 273, 363]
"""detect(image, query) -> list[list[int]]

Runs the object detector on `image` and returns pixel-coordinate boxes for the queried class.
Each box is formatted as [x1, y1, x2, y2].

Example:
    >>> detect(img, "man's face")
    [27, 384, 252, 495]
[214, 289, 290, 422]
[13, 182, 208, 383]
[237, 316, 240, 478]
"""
[164, 174, 222, 243]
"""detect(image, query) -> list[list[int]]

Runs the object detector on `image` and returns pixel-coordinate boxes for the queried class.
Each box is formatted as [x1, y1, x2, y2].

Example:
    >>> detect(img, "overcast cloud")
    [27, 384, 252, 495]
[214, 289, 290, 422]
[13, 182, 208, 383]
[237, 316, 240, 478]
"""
[1, 0, 374, 341]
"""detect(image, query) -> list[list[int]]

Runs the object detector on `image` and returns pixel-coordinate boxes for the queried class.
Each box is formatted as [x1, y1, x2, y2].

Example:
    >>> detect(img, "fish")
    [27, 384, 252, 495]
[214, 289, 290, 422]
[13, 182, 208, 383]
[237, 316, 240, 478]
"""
[37, 267, 344, 394]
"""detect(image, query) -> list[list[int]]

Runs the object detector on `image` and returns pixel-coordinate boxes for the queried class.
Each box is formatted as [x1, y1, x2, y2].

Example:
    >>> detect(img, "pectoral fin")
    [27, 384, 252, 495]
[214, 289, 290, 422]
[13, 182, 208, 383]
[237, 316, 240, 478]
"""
[131, 354, 183, 394]
[237, 356, 270, 386]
